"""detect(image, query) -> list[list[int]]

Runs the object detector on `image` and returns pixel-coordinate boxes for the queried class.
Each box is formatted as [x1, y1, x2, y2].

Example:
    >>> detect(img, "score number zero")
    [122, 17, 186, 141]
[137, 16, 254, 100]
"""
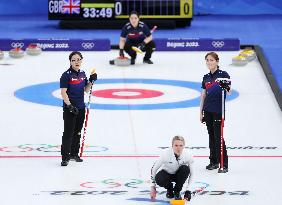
[83, 2, 122, 18]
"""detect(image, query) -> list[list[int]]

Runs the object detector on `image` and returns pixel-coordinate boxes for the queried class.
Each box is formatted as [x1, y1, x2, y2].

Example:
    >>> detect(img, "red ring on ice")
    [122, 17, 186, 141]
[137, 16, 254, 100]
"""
[92, 88, 164, 99]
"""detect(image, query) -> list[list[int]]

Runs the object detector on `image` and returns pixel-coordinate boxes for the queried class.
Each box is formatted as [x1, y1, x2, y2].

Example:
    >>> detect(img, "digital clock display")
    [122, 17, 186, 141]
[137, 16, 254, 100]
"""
[82, 8, 114, 18]
[48, 0, 193, 20]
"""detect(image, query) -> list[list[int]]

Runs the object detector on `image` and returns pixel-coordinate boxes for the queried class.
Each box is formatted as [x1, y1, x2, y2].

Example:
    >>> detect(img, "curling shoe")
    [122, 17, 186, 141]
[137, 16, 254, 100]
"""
[143, 59, 153, 64]
[61, 160, 69, 166]
[174, 191, 182, 200]
[206, 163, 219, 170]
[218, 167, 228, 173]
[166, 189, 174, 199]
[70, 156, 83, 162]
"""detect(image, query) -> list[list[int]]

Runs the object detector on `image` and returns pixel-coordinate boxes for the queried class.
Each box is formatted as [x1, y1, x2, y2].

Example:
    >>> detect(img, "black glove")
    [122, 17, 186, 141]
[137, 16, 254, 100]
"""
[119, 49, 124, 57]
[138, 42, 146, 52]
[89, 73, 97, 83]
[184, 190, 192, 201]
[67, 104, 79, 115]
[219, 81, 230, 92]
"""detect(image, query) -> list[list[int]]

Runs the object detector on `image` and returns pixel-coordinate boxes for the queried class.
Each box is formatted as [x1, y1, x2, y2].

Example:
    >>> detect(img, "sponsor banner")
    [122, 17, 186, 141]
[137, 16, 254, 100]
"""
[0, 38, 238, 51]
[155, 38, 240, 51]
[0, 38, 110, 51]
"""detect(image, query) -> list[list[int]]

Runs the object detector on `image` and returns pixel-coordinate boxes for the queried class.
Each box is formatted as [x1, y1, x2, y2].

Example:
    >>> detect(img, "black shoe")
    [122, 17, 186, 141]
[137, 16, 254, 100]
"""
[131, 58, 135, 65]
[109, 60, 114, 65]
[206, 163, 219, 170]
[70, 156, 83, 162]
[174, 191, 182, 200]
[218, 167, 228, 173]
[61, 160, 69, 166]
[166, 189, 174, 199]
[143, 59, 153, 64]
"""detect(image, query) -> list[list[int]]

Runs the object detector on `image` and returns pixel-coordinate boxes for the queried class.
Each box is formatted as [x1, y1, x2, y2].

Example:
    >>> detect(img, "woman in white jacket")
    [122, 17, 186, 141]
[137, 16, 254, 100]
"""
[150, 136, 194, 200]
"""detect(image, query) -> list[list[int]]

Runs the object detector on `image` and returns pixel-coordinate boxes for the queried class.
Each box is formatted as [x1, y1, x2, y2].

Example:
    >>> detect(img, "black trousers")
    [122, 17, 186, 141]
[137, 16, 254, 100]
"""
[155, 165, 190, 193]
[124, 40, 156, 61]
[204, 110, 228, 168]
[61, 108, 85, 161]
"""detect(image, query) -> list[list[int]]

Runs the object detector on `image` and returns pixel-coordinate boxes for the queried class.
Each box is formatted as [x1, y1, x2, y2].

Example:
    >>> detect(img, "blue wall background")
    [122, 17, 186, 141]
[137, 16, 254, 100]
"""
[194, 0, 282, 15]
[0, 0, 282, 15]
[0, 0, 47, 15]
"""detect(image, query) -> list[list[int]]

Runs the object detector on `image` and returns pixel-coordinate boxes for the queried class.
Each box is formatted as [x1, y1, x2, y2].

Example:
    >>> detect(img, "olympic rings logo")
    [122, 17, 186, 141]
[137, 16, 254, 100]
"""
[212, 41, 225, 48]
[80, 179, 209, 190]
[11, 42, 24, 48]
[82, 42, 95, 49]
[80, 178, 149, 189]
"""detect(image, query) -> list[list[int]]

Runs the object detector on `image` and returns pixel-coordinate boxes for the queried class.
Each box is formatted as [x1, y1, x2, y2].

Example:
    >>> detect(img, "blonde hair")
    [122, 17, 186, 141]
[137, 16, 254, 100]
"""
[172, 135, 185, 146]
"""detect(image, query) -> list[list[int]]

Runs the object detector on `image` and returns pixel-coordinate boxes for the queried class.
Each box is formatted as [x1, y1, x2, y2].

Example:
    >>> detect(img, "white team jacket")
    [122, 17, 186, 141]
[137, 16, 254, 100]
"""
[151, 148, 194, 190]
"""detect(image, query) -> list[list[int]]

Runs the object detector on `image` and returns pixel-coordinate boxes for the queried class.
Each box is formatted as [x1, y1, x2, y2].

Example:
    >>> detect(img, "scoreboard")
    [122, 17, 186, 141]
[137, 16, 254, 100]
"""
[48, 0, 193, 27]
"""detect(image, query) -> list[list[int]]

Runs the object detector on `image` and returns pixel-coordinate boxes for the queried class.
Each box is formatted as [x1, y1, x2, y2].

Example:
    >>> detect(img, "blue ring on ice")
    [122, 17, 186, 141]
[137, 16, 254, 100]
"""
[14, 78, 239, 110]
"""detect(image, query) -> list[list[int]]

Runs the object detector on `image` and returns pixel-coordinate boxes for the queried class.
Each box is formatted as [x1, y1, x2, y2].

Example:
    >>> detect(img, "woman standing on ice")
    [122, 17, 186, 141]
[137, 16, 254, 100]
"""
[59, 51, 97, 166]
[200, 52, 231, 173]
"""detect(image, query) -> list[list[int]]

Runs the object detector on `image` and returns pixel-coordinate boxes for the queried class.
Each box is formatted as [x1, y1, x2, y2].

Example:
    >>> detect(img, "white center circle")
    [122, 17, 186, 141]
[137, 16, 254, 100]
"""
[112, 91, 141, 96]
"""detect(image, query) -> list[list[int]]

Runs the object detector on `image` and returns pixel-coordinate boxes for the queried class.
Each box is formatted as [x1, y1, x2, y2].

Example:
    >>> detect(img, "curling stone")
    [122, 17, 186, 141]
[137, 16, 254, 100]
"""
[232, 55, 248, 66]
[170, 199, 185, 205]
[26, 43, 42, 56]
[0, 50, 4, 60]
[239, 49, 256, 61]
[109, 56, 131, 66]
[9, 47, 24, 58]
